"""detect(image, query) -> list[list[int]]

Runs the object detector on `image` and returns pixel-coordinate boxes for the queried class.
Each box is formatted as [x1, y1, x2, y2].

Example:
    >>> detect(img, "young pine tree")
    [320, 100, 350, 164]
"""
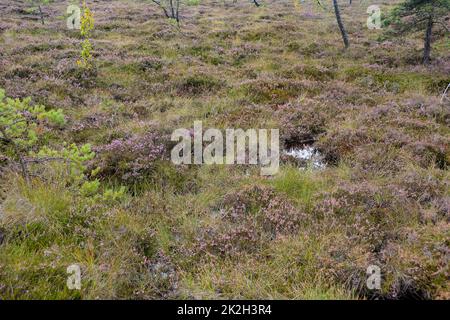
[388, 0, 450, 64]
[0, 89, 65, 181]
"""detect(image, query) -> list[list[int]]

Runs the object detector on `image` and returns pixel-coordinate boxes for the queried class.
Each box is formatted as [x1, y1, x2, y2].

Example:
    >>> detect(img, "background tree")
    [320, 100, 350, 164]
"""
[316, 0, 350, 48]
[387, 0, 450, 64]
[151, 0, 181, 22]
[27, 0, 52, 25]
[332, 0, 350, 48]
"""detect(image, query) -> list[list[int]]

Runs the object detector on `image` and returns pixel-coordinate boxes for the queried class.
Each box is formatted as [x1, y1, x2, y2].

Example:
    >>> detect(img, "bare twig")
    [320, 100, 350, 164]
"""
[441, 83, 450, 103]
[151, 0, 171, 19]
[24, 157, 68, 164]
[0, 126, 29, 182]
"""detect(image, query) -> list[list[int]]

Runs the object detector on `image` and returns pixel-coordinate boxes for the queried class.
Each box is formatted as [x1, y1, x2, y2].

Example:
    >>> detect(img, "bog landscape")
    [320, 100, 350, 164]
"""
[0, 0, 449, 299]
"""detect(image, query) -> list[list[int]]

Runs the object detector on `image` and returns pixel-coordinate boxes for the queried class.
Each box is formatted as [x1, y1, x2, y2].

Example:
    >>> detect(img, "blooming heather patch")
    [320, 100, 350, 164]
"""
[94, 131, 167, 182]
[197, 185, 306, 256]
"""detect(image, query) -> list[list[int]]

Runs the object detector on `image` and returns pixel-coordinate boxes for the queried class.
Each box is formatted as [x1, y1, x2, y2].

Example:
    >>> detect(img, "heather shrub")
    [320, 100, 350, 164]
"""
[379, 222, 449, 299]
[316, 80, 372, 107]
[300, 65, 336, 82]
[241, 28, 277, 42]
[222, 185, 303, 235]
[94, 131, 167, 182]
[360, 103, 449, 171]
[310, 180, 449, 299]
[138, 57, 164, 72]
[214, 104, 269, 129]
[187, 45, 222, 66]
[299, 42, 322, 58]
[312, 182, 418, 253]
[230, 43, 260, 65]
[197, 185, 305, 257]
[144, 251, 179, 299]
[407, 138, 449, 170]
[177, 75, 223, 95]
[410, 97, 449, 126]
[196, 225, 260, 257]
[316, 127, 372, 164]
[319, 220, 448, 299]
[276, 102, 327, 148]
[398, 166, 448, 206]
[4, 66, 38, 80]
[70, 112, 114, 141]
[349, 144, 409, 177]
[240, 77, 319, 104]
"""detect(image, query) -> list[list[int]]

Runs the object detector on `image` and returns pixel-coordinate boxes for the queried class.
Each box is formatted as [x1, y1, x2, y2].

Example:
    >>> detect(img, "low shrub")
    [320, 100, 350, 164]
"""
[94, 131, 167, 182]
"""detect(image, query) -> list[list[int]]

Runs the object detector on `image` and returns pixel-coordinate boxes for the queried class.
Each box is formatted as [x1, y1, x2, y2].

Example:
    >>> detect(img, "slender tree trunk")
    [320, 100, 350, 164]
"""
[18, 156, 30, 183]
[169, 0, 175, 18]
[38, 5, 45, 25]
[423, 16, 433, 65]
[333, 0, 349, 49]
